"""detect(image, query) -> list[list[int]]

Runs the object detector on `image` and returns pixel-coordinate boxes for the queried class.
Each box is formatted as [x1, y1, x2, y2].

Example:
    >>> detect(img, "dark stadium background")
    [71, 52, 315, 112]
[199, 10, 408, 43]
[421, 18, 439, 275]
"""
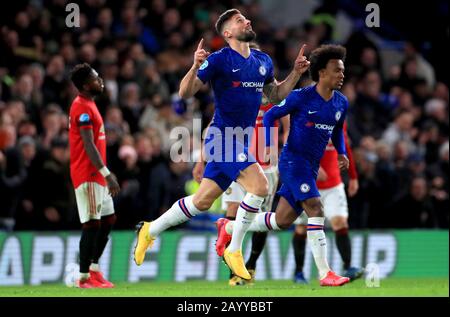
[0, 0, 448, 289]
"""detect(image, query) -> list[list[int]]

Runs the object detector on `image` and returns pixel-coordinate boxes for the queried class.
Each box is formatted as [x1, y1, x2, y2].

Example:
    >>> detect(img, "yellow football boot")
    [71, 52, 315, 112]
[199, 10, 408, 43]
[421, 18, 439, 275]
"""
[228, 275, 244, 286]
[245, 269, 256, 285]
[223, 248, 251, 280]
[133, 221, 155, 265]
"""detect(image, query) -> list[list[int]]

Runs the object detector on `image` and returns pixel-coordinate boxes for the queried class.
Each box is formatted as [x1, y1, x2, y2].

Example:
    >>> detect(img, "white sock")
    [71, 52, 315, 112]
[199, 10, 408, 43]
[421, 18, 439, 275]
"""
[89, 263, 100, 272]
[307, 217, 330, 279]
[79, 272, 90, 281]
[226, 212, 280, 234]
[149, 195, 201, 237]
[227, 193, 265, 252]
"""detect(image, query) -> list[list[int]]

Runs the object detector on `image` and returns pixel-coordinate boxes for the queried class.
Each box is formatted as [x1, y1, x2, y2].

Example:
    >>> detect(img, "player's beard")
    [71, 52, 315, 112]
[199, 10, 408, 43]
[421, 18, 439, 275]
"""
[89, 81, 104, 96]
[237, 30, 256, 42]
[89, 87, 103, 96]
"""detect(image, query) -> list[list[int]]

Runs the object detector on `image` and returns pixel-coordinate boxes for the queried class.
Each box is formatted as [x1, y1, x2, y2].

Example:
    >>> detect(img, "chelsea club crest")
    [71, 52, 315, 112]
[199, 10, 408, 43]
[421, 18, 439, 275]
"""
[199, 60, 209, 70]
[259, 65, 266, 76]
[300, 183, 310, 193]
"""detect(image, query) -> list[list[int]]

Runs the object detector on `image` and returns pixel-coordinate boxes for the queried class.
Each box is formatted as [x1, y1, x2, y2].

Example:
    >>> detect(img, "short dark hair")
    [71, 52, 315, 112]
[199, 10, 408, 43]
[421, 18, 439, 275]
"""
[309, 45, 346, 82]
[215, 9, 241, 35]
[70, 63, 93, 91]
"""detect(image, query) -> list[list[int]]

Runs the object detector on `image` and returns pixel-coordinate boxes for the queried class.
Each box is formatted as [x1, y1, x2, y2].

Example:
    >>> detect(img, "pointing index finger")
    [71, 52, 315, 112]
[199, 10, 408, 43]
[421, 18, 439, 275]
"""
[197, 38, 204, 50]
[298, 44, 306, 58]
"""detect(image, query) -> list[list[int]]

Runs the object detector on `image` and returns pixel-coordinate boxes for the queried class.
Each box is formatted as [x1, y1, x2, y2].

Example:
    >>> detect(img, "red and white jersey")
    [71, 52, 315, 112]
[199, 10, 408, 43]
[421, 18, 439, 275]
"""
[250, 102, 279, 169]
[316, 122, 358, 190]
[69, 95, 107, 188]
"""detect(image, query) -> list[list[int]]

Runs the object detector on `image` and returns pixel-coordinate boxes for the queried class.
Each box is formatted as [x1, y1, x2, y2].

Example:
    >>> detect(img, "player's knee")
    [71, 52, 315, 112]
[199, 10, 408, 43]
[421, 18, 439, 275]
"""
[308, 209, 324, 218]
[192, 196, 212, 211]
[253, 179, 269, 197]
[275, 215, 293, 229]
[304, 199, 324, 217]
[331, 217, 348, 231]
[277, 219, 292, 229]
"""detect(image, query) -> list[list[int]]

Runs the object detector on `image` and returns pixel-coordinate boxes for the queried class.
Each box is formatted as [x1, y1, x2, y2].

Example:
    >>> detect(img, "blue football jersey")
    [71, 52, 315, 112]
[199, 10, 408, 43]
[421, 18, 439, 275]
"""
[197, 47, 274, 132]
[263, 84, 348, 167]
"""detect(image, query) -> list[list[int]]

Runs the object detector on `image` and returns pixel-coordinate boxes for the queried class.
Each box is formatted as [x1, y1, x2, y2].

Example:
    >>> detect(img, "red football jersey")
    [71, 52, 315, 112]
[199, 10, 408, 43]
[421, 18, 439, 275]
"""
[69, 95, 107, 188]
[316, 122, 358, 190]
[249, 102, 278, 169]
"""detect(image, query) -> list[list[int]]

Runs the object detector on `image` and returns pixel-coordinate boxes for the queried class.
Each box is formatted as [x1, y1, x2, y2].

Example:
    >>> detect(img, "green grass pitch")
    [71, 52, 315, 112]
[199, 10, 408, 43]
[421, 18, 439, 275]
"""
[0, 278, 447, 297]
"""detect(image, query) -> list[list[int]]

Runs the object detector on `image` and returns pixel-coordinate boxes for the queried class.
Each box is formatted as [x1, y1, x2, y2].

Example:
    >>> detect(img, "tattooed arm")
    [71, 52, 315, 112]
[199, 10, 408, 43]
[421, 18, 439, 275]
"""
[263, 44, 310, 104]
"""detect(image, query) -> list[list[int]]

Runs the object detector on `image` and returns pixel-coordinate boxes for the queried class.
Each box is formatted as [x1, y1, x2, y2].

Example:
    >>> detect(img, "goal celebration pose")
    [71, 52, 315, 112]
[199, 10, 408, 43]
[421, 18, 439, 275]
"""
[216, 45, 351, 286]
[133, 8, 309, 280]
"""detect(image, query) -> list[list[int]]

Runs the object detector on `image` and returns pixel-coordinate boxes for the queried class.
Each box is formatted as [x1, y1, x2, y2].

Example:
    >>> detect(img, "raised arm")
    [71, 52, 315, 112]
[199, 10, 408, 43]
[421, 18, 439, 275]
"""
[263, 44, 310, 104]
[179, 39, 210, 99]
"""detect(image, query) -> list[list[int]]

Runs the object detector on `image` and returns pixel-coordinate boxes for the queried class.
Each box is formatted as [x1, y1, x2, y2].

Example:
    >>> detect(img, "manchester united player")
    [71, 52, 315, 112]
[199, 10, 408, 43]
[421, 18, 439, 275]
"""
[69, 63, 120, 288]
[292, 121, 364, 283]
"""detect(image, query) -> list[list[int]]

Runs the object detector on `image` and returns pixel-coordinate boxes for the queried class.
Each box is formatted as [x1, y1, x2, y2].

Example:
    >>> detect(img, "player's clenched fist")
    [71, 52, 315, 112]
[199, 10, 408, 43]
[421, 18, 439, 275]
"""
[193, 38, 210, 69]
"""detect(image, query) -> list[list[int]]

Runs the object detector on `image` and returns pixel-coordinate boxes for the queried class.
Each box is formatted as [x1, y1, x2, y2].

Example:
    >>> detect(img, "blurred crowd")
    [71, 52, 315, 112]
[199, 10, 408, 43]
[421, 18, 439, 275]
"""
[0, 0, 448, 231]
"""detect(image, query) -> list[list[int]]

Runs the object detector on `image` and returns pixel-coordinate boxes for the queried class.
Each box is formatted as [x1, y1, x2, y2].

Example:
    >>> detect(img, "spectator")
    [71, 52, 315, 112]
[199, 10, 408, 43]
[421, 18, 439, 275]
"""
[37, 138, 76, 230]
[42, 55, 68, 108]
[120, 82, 143, 133]
[390, 176, 437, 228]
[14, 136, 46, 230]
[114, 144, 140, 229]
[0, 124, 26, 231]
[426, 142, 449, 228]
[38, 105, 65, 150]
[0, 1, 447, 231]
[134, 133, 171, 221]
[352, 69, 394, 139]
[382, 110, 417, 154]
[403, 41, 436, 90]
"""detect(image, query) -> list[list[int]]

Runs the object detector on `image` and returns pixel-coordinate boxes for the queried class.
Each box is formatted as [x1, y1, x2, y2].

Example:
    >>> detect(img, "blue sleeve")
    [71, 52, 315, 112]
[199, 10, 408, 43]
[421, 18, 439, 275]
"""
[197, 53, 218, 84]
[263, 91, 300, 146]
[264, 56, 275, 84]
[331, 99, 348, 155]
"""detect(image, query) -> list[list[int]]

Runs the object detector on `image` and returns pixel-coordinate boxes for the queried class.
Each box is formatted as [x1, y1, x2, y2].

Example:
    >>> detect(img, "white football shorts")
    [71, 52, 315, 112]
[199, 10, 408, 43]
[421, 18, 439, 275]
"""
[221, 166, 279, 213]
[74, 182, 115, 224]
[293, 183, 348, 225]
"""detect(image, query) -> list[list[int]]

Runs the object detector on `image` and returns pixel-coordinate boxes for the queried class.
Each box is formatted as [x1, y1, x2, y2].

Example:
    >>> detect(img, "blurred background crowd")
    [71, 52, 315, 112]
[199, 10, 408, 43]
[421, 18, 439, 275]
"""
[0, 0, 448, 231]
